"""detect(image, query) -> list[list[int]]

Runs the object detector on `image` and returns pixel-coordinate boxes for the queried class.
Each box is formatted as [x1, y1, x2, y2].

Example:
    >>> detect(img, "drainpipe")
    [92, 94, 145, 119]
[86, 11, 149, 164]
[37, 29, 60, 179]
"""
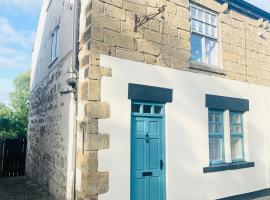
[72, 0, 81, 199]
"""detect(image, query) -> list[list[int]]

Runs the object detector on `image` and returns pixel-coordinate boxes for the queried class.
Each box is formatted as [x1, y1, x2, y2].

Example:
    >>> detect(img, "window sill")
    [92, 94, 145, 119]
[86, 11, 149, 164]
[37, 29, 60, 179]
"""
[203, 161, 255, 173]
[189, 61, 227, 75]
[48, 57, 58, 68]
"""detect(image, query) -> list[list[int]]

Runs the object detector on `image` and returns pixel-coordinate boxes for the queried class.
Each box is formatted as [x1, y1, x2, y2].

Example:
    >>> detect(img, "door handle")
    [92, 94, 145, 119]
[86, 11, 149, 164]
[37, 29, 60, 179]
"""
[160, 160, 164, 170]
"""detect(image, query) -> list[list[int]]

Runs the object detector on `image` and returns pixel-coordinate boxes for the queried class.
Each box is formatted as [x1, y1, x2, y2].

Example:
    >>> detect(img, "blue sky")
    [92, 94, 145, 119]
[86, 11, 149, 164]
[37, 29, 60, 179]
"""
[0, 0, 41, 104]
[0, 0, 269, 104]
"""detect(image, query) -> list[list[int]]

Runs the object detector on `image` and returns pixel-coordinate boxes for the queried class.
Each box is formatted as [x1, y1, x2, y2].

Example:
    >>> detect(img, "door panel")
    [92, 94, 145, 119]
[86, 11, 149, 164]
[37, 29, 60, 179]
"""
[132, 116, 165, 200]
[135, 139, 144, 170]
[149, 139, 159, 169]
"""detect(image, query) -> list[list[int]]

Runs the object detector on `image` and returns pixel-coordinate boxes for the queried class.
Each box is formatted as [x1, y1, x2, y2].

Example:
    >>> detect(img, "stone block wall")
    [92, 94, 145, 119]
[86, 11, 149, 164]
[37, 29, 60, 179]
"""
[26, 53, 73, 200]
[77, 0, 270, 198]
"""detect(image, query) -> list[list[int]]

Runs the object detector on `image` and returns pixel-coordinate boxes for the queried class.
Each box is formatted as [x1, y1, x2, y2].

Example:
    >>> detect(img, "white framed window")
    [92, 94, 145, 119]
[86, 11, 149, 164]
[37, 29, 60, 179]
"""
[51, 26, 59, 62]
[208, 109, 246, 165]
[190, 4, 219, 67]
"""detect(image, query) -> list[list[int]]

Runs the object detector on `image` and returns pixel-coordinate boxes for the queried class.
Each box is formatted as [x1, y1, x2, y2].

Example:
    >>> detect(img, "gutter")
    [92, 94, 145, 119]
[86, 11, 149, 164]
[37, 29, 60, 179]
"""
[72, 0, 81, 199]
[216, 0, 270, 21]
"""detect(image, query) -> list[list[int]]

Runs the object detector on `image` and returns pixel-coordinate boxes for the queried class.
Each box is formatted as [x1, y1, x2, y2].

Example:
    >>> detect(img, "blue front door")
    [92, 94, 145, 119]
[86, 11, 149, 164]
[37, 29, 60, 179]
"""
[131, 102, 166, 200]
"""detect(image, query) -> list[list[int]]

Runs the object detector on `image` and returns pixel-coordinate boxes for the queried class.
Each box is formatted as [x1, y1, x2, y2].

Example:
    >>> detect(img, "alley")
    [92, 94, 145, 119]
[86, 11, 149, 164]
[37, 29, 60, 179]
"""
[0, 177, 53, 200]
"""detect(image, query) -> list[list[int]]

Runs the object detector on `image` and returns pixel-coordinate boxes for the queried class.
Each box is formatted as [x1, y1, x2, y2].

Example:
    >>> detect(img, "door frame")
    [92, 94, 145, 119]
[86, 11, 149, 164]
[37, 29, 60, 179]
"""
[130, 100, 166, 200]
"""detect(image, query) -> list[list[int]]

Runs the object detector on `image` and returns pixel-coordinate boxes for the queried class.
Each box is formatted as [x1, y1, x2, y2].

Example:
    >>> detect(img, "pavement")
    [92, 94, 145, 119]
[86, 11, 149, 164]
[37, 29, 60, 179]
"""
[0, 176, 270, 200]
[0, 176, 53, 200]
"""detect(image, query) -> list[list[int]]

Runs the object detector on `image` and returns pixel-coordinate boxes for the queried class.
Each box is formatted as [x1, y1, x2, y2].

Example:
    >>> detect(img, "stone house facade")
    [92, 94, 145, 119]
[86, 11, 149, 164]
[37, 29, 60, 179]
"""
[28, 0, 270, 199]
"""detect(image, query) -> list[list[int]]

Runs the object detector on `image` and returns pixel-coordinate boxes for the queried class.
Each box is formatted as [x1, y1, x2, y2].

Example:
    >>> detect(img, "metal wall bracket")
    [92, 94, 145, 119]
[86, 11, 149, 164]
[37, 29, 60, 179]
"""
[134, 6, 166, 32]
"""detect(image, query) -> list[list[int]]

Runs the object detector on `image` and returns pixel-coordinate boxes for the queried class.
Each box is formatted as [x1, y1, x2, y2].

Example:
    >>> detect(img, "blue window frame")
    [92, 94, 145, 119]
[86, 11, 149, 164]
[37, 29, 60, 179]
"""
[131, 101, 164, 117]
[230, 111, 245, 162]
[208, 109, 225, 165]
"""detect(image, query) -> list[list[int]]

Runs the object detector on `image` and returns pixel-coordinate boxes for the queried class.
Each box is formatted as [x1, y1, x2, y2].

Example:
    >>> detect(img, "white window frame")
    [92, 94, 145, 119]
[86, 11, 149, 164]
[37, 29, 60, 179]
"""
[190, 4, 220, 67]
[51, 26, 60, 63]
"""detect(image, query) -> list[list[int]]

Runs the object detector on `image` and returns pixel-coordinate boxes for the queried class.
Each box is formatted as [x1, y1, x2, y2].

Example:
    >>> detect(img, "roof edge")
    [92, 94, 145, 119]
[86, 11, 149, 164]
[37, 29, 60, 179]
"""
[216, 0, 270, 21]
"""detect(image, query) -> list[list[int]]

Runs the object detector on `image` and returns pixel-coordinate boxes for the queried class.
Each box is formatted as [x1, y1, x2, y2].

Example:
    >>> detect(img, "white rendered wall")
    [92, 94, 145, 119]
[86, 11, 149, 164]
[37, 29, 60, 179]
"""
[99, 55, 270, 200]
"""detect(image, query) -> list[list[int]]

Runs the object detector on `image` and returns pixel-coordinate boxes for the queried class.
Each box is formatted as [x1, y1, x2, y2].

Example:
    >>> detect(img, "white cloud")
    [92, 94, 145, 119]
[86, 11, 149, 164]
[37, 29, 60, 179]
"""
[0, 47, 30, 69]
[0, 0, 42, 13]
[0, 17, 35, 49]
[0, 17, 33, 70]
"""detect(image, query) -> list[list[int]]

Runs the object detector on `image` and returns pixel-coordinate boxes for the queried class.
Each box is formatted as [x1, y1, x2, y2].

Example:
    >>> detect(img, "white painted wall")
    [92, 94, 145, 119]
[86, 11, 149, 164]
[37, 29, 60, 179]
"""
[31, 0, 74, 89]
[99, 55, 270, 200]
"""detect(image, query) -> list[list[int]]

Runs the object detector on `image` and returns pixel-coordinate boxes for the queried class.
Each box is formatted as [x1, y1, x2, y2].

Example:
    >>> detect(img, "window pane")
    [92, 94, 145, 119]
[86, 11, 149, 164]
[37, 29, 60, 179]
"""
[209, 137, 223, 162]
[51, 28, 59, 61]
[215, 113, 222, 123]
[198, 9, 203, 20]
[154, 106, 162, 114]
[231, 137, 244, 161]
[205, 24, 211, 36]
[191, 20, 197, 32]
[143, 105, 151, 113]
[132, 104, 140, 113]
[198, 21, 204, 33]
[215, 124, 223, 133]
[209, 113, 214, 122]
[205, 12, 210, 24]
[56, 29, 59, 57]
[190, 34, 203, 62]
[205, 38, 218, 66]
[230, 113, 241, 123]
[211, 26, 217, 38]
[191, 6, 197, 18]
[231, 125, 242, 135]
[190, 5, 217, 39]
[209, 124, 215, 134]
[211, 14, 217, 26]
[52, 33, 56, 60]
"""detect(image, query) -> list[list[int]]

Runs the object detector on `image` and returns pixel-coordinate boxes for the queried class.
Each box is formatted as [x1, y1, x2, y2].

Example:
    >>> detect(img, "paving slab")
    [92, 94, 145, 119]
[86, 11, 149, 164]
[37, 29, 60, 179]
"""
[0, 176, 53, 200]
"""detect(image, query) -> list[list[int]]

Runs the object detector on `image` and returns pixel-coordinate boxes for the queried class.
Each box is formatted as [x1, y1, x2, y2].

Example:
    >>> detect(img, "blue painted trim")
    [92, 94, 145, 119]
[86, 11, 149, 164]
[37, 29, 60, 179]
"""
[206, 94, 249, 112]
[218, 188, 270, 200]
[208, 109, 225, 165]
[128, 83, 173, 103]
[215, 0, 270, 21]
[130, 101, 167, 200]
[131, 101, 165, 117]
[203, 162, 255, 173]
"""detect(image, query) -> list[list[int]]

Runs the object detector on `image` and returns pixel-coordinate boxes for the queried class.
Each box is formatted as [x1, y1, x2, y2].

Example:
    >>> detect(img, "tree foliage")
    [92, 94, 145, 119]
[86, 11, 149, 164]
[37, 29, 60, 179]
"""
[0, 71, 30, 138]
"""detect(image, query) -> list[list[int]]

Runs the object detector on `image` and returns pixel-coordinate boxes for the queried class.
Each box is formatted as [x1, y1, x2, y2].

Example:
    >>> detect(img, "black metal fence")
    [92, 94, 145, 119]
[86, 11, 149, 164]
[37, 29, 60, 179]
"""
[0, 138, 27, 176]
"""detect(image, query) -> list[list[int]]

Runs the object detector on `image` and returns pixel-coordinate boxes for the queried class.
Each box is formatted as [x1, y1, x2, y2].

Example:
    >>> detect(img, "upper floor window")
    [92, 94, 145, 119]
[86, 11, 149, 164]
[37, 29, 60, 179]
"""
[51, 26, 59, 62]
[190, 4, 219, 67]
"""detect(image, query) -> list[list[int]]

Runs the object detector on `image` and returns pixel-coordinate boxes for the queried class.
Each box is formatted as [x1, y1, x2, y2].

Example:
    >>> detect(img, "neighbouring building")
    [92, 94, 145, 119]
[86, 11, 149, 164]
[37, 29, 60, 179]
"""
[27, 0, 270, 199]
